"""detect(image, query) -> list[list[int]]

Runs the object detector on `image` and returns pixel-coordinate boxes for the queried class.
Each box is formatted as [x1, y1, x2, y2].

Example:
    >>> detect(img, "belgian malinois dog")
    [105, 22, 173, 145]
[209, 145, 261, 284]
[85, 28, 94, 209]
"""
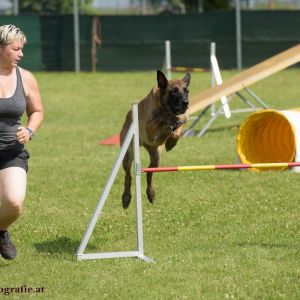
[120, 70, 191, 208]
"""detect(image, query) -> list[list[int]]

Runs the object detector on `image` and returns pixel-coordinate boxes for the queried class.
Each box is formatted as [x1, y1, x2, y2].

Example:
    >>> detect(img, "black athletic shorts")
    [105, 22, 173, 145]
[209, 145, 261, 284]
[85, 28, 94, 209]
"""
[0, 149, 30, 172]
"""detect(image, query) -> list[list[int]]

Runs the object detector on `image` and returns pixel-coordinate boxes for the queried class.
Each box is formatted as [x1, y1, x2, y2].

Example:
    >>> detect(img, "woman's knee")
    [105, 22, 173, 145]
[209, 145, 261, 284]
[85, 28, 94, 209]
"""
[0, 196, 24, 216]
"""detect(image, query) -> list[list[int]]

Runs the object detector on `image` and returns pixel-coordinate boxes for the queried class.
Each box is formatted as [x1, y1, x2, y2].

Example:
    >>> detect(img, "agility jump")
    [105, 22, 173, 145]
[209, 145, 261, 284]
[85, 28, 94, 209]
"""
[165, 40, 207, 80]
[165, 40, 209, 78]
[142, 162, 300, 173]
[78, 104, 300, 263]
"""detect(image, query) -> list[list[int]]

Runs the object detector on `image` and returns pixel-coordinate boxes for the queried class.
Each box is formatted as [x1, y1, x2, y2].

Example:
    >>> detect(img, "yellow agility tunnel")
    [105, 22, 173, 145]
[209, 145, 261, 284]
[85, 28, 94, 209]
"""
[236, 109, 300, 172]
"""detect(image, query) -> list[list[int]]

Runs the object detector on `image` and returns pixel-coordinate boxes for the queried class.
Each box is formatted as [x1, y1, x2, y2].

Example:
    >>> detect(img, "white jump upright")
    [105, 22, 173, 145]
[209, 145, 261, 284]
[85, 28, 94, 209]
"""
[210, 42, 231, 119]
[165, 40, 172, 80]
[77, 104, 154, 263]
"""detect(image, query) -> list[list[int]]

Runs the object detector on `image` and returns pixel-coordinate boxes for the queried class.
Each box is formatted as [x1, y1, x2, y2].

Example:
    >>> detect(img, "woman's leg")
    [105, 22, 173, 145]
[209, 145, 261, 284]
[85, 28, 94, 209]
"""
[0, 167, 27, 259]
[0, 167, 27, 230]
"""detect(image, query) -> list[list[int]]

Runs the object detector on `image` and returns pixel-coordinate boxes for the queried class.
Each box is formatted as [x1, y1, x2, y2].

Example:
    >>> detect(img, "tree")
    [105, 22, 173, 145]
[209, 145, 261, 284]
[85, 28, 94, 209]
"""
[156, 0, 231, 12]
[20, 0, 93, 14]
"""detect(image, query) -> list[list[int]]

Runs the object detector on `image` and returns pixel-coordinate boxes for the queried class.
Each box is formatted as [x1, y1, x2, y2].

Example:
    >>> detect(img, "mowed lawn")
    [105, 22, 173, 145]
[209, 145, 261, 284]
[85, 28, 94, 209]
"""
[1, 69, 299, 299]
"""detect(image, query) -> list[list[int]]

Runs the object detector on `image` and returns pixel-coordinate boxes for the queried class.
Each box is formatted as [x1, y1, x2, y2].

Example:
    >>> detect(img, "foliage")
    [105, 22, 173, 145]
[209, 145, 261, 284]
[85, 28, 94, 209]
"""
[20, 0, 93, 14]
[19, 0, 231, 15]
[150, 0, 231, 12]
[182, 0, 231, 11]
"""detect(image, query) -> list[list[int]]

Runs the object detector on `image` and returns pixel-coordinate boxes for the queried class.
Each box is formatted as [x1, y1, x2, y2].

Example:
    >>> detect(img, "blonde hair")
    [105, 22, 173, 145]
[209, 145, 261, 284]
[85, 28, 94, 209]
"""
[0, 24, 27, 46]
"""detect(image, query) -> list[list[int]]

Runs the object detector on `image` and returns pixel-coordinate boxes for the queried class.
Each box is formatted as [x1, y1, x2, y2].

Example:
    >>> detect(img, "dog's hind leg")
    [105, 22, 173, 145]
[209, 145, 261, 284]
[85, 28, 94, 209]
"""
[144, 145, 161, 203]
[121, 142, 134, 209]
[120, 112, 134, 209]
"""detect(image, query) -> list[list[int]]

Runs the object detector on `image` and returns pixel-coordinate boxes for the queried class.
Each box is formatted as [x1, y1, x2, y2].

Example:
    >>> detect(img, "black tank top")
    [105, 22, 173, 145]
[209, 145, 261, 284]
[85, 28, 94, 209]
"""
[0, 67, 27, 150]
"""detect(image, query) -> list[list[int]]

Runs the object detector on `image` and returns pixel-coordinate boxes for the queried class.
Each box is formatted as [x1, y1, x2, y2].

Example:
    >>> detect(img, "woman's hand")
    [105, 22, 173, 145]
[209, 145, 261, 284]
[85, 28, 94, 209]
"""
[16, 126, 31, 144]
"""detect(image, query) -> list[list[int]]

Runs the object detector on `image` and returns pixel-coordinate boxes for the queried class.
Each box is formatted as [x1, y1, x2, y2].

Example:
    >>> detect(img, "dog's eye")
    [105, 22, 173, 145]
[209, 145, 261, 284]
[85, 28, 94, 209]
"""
[184, 88, 189, 94]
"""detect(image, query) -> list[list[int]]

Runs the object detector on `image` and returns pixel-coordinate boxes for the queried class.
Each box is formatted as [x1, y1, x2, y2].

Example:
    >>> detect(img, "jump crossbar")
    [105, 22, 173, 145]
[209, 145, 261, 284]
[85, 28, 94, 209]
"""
[142, 162, 300, 173]
[170, 66, 209, 73]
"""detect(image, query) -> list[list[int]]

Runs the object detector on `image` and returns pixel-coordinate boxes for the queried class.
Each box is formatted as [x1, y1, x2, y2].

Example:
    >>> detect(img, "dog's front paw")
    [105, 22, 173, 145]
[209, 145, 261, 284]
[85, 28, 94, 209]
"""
[168, 119, 184, 133]
[146, 187, 155, 203]
[165, 136, 178, 151]
[122, 193, 132, 209]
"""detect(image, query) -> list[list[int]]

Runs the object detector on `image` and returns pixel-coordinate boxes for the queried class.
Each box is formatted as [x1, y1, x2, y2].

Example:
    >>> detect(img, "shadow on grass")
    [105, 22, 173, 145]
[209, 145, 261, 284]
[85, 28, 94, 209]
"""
[34, 237, 98, 257]
[185, 123, 240, 136]
[235, 242, 290, 249]
[206, 124, 240, 132]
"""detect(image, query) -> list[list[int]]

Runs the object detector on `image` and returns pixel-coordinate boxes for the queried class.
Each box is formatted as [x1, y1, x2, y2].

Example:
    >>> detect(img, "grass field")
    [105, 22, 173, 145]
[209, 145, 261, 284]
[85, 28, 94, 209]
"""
[1, 69, 300, 299]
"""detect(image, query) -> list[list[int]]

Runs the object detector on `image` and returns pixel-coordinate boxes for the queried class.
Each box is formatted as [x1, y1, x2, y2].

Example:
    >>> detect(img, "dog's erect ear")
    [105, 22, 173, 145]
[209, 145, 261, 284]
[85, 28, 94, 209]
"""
[183, 72, 191, 87]
[157, 70, 168, 90]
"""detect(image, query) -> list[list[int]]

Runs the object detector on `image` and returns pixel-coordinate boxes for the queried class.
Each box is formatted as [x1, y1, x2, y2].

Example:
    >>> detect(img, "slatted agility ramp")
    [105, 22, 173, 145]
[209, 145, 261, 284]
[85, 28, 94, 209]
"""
[188, 44, 300, 114]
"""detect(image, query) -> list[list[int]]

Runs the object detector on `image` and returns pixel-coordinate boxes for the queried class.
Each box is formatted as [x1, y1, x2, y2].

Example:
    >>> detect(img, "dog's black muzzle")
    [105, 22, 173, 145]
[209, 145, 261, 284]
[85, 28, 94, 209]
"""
[168, 96, 189, 115]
